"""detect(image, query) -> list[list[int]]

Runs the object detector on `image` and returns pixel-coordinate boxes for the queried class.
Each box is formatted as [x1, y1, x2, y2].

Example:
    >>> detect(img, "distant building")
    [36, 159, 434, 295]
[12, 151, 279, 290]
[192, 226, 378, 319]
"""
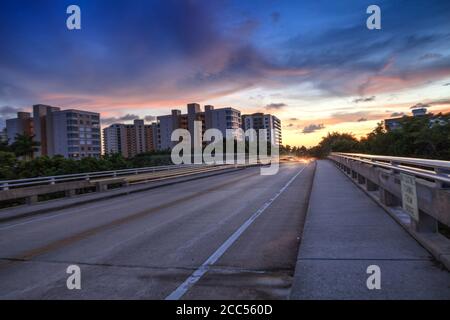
[49, 109, 101, 159]
[103, 124, 126, 156]
[6, 106, 101, 159]
[33, 104, 61, 157]
[6, 112, 34, 143]
[412, 107, 428, 117]
[384, 107, 449, 131]
[384, 117, 404, 131]
[156, 104, 242, 150]
[385, 107, 428, 131]
[205, 105, 242, 140]
[0, 128, 7, 143]
[103, 119, 157, 158]
[242, 113, 282, 146]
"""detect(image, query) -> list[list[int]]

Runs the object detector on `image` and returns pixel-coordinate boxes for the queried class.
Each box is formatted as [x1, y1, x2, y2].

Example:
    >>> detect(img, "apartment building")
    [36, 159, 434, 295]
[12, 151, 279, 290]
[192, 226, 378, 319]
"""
[103, 119, 157, 158]
[0, 128, 7, 142]
[156, 104, 242, 150]
[242, 113, 282, 146]
[5, 105, 101, 159]
[50, 109, 101, 159]
[103, 124, 126, 156]
[33, 104, 61, 156]
[205, 105, 242, 140]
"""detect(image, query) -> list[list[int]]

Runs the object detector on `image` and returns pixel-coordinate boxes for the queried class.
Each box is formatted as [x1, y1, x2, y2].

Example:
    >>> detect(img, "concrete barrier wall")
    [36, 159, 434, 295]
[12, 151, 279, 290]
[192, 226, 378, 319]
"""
[329, 155, 450, 269]
[330, 156, 450, 228]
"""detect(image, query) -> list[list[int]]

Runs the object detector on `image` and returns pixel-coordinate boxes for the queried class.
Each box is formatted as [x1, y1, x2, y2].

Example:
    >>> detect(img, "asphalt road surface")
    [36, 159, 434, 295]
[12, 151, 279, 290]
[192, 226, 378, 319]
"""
[0, 162, 315, 299]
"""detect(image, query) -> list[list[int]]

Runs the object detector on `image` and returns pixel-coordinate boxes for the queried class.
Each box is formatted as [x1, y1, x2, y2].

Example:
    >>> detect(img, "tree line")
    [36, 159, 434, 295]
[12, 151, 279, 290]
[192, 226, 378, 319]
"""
[283, 113, 450, 160]
[0, 134, 172, 180]
[1, 113, 448, 180]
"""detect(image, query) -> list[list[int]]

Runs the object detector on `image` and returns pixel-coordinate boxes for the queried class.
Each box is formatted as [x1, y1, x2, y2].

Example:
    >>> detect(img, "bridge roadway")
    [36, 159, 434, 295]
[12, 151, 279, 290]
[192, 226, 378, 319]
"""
[0, 162, 315, 299]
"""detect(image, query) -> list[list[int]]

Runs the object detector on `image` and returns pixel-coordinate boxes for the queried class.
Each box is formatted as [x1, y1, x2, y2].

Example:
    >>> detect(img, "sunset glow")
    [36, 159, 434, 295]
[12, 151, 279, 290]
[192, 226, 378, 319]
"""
[1, 0, 449, 147]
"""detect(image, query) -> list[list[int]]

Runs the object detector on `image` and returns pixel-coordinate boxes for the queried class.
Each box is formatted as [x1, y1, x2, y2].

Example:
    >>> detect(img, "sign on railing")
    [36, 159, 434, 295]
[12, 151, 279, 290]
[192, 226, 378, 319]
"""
[400, 173, 419, 221]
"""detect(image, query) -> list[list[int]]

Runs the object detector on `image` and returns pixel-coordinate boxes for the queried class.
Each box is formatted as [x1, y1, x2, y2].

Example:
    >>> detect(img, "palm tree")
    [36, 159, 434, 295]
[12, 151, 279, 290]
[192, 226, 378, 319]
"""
[10, 134, 40, 160]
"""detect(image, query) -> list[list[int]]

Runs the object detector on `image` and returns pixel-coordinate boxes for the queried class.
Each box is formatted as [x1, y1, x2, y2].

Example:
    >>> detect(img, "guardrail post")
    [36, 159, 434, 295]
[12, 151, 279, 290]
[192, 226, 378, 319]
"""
[366, 179, 378, 191]
[435, 168, 450, 189]
[390, 161, 400, 173]
[26, 195, 38, 205]
[50, 178, 55, 185]
[357, 173, 365, 185]
[379, 188, 400, 207]
[1, 183, 9, 191]
[412, 211, 438, 233]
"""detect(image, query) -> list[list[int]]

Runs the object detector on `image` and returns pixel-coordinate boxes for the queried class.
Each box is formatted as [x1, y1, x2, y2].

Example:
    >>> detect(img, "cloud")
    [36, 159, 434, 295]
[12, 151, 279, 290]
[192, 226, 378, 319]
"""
[144, 115, 156, 122]
[419, 53, 443, 61]
[0, 0, 450, 114]
[302, 123, 325, 134]
[102, 113, 157, 125]
[289, 117, 298, 121]
[101, 113, 140, 125]
[265, 103, 287, 110]
[411, 103, 429, 109]
[0, 1, 311, 113]
[410, 99, 450, 110]
[0, 105, 23, 118]
[331, 111, 373, 123]
[390, 112, 405, 117]
[102, 114, 159, 125]
[444, 83, 450, 86]
[428, 98, 450, 106]
[353, 96, 375, 103]
[283, 3, 450, 97]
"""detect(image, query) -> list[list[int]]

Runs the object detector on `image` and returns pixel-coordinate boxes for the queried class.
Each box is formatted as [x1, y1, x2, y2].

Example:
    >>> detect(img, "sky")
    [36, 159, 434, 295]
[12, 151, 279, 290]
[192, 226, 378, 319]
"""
[0, 0, 449, 147]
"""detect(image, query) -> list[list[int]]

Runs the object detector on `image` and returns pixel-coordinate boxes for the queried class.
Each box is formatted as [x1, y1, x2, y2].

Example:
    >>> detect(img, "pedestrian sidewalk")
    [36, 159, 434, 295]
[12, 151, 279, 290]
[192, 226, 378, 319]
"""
[290, 160, 450, 299]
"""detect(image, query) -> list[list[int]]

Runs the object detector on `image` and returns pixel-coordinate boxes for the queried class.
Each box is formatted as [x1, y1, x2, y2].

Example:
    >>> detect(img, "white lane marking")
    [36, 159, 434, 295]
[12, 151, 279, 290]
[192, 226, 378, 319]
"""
[165, 165, 307, 300]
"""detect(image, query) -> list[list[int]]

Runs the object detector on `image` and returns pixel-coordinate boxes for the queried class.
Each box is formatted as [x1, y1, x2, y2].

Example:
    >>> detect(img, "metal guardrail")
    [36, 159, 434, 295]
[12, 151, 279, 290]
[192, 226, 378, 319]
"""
[331, 152, 450, 185]
[0, 154, 273, 190]
[0, 164, 201, 190]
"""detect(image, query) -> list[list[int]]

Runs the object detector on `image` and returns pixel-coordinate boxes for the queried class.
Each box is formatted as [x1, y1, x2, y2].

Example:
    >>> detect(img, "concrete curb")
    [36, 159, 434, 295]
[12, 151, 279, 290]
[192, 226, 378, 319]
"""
[0, 166, 248, 223]
[289, 160, 317, 300]
[331, 160, 450, 271]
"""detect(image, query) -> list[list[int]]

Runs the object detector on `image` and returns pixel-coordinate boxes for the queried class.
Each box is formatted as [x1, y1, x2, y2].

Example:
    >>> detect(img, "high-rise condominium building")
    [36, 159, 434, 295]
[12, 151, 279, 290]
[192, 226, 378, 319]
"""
[242, 113, 282, 146]
[50, 109, 101, 159]
[103, 119, 157, 158]
[5, 106, 101, 159]
[156, 104, 242, 150]
[33, 104, 61, 156]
